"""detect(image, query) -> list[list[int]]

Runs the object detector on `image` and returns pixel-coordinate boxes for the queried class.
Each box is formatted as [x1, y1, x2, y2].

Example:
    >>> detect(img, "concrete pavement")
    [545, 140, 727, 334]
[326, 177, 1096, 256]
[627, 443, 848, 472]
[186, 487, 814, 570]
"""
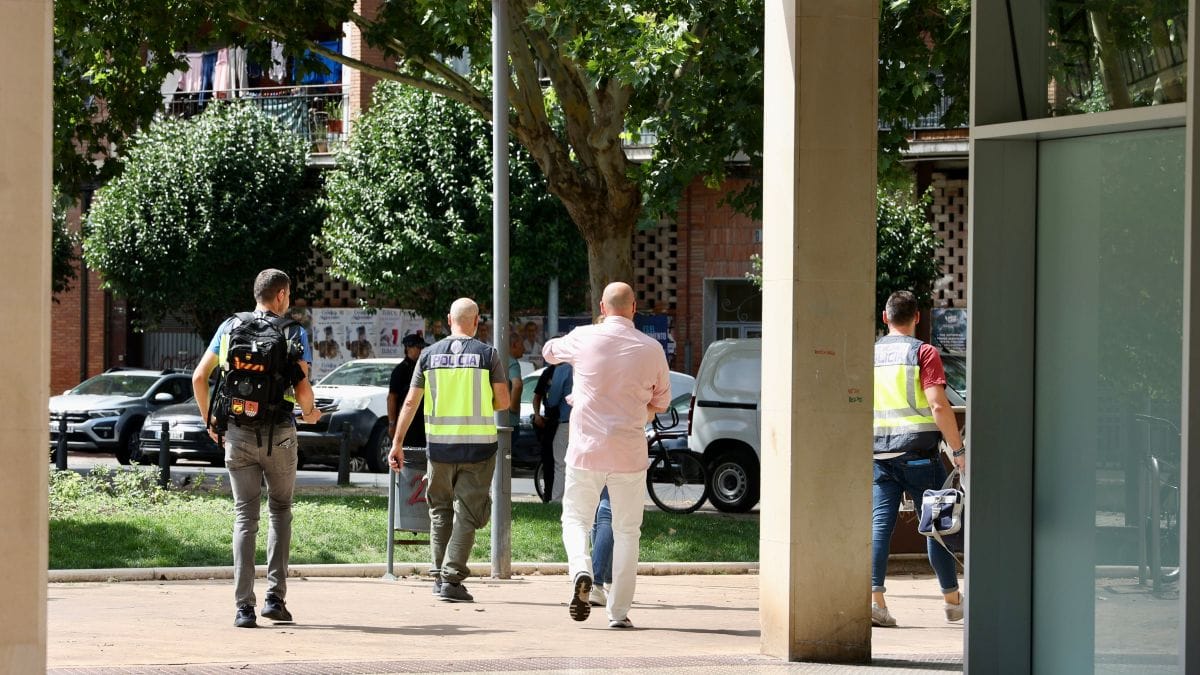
[48, 573, 963, 674]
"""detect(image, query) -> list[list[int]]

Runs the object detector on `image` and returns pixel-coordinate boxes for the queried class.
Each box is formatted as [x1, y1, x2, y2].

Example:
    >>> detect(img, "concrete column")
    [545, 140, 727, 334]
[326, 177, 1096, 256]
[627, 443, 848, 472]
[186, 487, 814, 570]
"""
[760, 0, 877, 663]
[0, 0, 51, 671]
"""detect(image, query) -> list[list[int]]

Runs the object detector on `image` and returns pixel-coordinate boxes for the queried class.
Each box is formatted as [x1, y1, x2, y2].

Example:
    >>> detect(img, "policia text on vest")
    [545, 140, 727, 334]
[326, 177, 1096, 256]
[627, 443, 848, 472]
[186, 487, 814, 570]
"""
[420, 339, 502, 464]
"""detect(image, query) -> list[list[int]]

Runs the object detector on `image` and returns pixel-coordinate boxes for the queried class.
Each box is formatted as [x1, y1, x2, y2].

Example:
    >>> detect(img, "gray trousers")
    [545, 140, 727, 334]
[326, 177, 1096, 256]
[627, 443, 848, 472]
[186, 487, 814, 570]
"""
[425, 454, 496, 584]
[225, 421, 297, 608]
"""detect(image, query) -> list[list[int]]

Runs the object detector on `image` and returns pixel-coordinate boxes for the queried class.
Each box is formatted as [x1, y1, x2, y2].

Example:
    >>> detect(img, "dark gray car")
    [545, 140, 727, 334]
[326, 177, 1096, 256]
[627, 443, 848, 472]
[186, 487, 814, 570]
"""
[48, 369, 194, 464]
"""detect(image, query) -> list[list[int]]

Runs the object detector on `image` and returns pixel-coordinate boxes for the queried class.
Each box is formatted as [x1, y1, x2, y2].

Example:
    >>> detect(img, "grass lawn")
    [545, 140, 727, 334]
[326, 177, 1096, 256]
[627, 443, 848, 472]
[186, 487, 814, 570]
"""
[49, 469, 758, 569]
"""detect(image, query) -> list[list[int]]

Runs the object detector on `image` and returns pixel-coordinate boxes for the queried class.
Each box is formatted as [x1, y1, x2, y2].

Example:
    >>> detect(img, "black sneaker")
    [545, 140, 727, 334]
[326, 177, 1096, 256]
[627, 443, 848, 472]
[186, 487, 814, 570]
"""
[439, 582, 474, 603]
[261, 595, 293, 622]
[432, 577, 443, 596]
[569, 572, 592, 621]
[234, 604, 257, 628]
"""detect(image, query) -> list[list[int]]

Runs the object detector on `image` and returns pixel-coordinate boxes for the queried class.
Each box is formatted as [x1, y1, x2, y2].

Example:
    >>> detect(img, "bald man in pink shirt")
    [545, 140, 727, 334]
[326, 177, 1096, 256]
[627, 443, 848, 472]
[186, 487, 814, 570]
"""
[542, 282, 671, 629]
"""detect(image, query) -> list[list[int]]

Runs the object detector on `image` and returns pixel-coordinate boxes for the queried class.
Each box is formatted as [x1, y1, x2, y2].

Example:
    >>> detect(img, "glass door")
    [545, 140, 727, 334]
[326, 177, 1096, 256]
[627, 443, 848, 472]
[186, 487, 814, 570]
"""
[1034, 127, 1183, 673]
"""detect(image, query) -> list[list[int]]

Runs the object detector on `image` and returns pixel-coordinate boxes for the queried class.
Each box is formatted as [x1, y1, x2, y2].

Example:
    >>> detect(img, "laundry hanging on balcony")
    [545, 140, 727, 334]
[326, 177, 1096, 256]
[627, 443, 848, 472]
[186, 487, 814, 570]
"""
[293, 40, 343, 85]
[212, 47, 250, 98]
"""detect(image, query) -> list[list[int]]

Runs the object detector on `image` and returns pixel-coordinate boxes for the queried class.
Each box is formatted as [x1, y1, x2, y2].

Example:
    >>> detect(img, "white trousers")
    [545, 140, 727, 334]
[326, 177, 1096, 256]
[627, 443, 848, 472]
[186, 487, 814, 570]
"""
[550, 422, 569, 502]
[561, 466, 646, 622]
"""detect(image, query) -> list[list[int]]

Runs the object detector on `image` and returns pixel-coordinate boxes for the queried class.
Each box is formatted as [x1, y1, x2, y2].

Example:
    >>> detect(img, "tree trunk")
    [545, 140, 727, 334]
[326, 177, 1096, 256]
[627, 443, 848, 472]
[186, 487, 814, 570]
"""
[1147, 14, 1185, 103]
[1089, 11, 1133, 110]
[567, 200, 639, 317]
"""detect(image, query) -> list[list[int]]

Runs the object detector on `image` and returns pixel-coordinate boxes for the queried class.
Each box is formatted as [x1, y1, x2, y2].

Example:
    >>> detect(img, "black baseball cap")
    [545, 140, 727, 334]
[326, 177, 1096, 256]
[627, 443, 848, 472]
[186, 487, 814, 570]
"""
[402, 334, 429, 348]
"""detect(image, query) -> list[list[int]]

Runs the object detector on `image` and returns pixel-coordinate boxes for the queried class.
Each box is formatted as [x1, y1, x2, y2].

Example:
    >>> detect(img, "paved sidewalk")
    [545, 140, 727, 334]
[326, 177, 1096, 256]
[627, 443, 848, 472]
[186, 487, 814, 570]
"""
[48, 573, 962, 674]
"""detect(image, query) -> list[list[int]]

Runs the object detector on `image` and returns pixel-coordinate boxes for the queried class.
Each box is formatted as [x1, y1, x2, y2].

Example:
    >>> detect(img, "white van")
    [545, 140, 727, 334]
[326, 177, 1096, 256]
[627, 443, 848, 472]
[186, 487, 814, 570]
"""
[687, 338, 762, 512]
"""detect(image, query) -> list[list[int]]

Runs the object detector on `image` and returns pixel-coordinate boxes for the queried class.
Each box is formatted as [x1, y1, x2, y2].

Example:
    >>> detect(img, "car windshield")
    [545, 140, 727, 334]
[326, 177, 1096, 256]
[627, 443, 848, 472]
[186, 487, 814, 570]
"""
[318, 361, 395, 387]
[70, 373, 160, 397]
[941, 353, 967, 400]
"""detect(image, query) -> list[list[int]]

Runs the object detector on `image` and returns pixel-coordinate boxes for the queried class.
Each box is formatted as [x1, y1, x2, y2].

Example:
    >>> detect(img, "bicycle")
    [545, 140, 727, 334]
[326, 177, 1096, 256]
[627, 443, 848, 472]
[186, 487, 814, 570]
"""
[532, 407, 709, 514]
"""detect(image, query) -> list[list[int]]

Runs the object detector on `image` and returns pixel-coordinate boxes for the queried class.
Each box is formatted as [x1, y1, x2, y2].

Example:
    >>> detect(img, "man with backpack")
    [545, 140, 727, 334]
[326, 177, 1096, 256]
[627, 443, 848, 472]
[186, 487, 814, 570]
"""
[192, 269, 322, 629]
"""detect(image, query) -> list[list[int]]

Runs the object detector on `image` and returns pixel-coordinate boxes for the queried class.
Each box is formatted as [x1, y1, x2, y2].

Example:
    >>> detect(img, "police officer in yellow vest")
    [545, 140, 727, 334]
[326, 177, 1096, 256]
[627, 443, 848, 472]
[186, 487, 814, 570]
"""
[871, 291, 966, 628]
[389, 297, 511, 603]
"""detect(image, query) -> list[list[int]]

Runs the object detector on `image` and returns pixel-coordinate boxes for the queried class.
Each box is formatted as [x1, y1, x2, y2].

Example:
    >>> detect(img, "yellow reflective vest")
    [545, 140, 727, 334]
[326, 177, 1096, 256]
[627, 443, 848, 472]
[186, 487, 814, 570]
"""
[873, 335, 940, 455]
[421, 337, 498, 463]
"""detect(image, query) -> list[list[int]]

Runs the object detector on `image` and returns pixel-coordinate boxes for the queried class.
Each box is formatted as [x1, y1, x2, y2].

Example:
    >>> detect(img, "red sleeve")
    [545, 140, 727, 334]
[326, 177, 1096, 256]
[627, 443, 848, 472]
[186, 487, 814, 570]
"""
[917, 344, 947, 390]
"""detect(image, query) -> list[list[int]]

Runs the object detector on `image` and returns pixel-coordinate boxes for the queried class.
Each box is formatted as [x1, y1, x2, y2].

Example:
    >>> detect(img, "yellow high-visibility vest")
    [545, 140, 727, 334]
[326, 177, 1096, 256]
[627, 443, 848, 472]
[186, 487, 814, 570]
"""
[422, 337, 498, 463]
[873, 335, 940, 454]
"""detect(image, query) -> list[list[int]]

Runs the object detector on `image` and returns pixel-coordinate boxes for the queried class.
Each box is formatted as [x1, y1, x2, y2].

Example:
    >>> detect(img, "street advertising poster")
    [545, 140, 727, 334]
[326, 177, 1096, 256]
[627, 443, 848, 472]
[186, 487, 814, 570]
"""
[515, 315, 546, 368]
[309, 308, 426, 381]
[635, 314, 673, 358]
[932, 308, 967, 353]
[375, 308, 426, 357]
[547, 314, 675, 360]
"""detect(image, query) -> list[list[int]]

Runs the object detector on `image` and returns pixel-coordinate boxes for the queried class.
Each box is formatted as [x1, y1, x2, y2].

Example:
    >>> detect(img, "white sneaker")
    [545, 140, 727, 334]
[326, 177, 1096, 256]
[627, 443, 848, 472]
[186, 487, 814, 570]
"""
[871, 603, 897, 627]
[588, 585, 608, 607]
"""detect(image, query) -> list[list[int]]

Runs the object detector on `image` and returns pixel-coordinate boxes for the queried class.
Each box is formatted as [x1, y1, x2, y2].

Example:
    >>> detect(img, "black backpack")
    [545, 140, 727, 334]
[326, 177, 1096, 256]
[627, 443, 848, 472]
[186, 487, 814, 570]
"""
[211, 312, 301, 434]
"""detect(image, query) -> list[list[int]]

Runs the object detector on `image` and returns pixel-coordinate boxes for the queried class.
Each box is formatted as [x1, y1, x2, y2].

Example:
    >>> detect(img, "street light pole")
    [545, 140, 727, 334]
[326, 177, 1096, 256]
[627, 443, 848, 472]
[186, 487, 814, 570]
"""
[490, 0, 513, 580]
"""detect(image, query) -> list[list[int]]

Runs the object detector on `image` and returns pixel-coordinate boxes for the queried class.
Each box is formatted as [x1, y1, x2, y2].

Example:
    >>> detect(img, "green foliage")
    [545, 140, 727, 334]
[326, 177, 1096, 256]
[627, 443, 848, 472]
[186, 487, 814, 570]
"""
[49, 465, 221, 519]
[744, 188, 944, 327]
[53, 0, 212, 197]
[83, 104, 321, 336]
[319, 81, 588, 318]
[878, 0, 971, 182]
[876, 188, 943, 324]
[49, 486, 759, 569]
[51, 191, 78, 297]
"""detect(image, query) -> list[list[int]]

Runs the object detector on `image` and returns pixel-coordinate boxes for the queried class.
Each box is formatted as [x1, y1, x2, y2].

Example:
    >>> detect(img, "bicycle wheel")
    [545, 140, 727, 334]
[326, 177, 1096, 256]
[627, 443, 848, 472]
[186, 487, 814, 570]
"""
[647, 450, 708, 514]
[533, 460, 548, 502]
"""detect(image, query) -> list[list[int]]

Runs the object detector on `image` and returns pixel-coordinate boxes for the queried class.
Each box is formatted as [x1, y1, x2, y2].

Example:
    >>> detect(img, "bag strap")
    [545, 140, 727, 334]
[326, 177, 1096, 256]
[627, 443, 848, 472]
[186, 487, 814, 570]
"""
[930, 527, 965, 571]
[930, 473, 966, 570]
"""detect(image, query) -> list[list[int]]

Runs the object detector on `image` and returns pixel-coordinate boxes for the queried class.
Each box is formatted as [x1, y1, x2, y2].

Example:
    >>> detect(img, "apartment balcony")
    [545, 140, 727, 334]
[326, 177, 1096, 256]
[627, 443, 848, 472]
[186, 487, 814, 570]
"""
[163, 85, 347, 165]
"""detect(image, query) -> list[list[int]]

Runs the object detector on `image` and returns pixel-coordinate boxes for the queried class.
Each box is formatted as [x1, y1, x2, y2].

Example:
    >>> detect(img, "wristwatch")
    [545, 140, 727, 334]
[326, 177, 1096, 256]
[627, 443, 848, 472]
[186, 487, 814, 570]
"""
[952, 446, 966, 458]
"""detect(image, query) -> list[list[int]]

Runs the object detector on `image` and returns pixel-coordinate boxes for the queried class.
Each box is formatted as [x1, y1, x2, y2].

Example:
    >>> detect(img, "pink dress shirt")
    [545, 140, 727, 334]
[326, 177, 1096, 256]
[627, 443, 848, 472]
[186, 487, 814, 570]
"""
[542, 316, 671, 473]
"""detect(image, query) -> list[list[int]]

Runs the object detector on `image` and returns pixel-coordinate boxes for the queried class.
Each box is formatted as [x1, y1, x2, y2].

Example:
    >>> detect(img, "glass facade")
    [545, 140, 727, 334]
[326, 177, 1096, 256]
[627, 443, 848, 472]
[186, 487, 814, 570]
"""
[1034, 128, 1183, 673]
[1048, 0, 1188, 116]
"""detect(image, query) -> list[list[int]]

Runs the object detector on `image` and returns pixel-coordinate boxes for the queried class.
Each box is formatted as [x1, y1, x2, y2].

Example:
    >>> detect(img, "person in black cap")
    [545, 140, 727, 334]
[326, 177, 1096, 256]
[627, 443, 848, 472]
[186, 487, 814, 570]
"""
[387, 333, 428, 448]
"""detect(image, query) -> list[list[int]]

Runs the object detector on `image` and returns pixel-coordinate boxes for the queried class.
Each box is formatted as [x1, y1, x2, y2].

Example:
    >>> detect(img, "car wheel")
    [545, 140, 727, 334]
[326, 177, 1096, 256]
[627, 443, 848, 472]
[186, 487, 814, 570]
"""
[348, 456, 370, 473]
[707, 450, 759, 513]
[365, 422, 392, 473]
[115, 424, 144, 466]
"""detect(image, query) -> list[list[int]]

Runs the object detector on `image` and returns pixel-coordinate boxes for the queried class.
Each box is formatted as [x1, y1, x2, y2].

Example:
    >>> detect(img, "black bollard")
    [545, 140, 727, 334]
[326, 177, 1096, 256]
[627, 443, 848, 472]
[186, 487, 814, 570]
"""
[55, 415, 68, 471]
[337, 421, 351, 487]
[158, 421, 171, 488]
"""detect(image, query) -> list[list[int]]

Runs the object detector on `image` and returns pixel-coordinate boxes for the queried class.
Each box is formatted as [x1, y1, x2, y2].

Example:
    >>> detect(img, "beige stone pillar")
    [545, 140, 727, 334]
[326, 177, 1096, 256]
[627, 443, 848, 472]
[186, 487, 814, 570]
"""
[759, 0, 877, 662]
[0, 0, 51, 671]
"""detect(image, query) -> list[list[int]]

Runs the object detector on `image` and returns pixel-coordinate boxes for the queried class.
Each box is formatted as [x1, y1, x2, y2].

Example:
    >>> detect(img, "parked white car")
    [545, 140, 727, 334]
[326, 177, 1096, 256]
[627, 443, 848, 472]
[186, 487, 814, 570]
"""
[300, 358, 401, 472]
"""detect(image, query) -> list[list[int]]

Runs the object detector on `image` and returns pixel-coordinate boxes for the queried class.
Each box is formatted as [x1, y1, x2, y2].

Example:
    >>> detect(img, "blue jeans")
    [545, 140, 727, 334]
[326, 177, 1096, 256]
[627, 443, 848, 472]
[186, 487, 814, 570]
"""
[872, 454, 959, 594]
[591, 487, 613, 585]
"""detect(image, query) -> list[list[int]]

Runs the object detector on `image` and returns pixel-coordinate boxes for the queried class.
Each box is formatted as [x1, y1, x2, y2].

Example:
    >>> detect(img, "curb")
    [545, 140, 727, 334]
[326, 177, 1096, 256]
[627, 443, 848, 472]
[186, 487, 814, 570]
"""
[48, 554, 942, 584]
[49, 561, 760, 583]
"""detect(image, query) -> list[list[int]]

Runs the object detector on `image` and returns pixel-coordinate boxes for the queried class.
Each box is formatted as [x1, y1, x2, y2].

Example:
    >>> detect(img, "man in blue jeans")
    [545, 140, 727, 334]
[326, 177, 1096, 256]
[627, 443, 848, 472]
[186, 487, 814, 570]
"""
[589, 487, 613, 606]
[872, 291, 966, 627]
